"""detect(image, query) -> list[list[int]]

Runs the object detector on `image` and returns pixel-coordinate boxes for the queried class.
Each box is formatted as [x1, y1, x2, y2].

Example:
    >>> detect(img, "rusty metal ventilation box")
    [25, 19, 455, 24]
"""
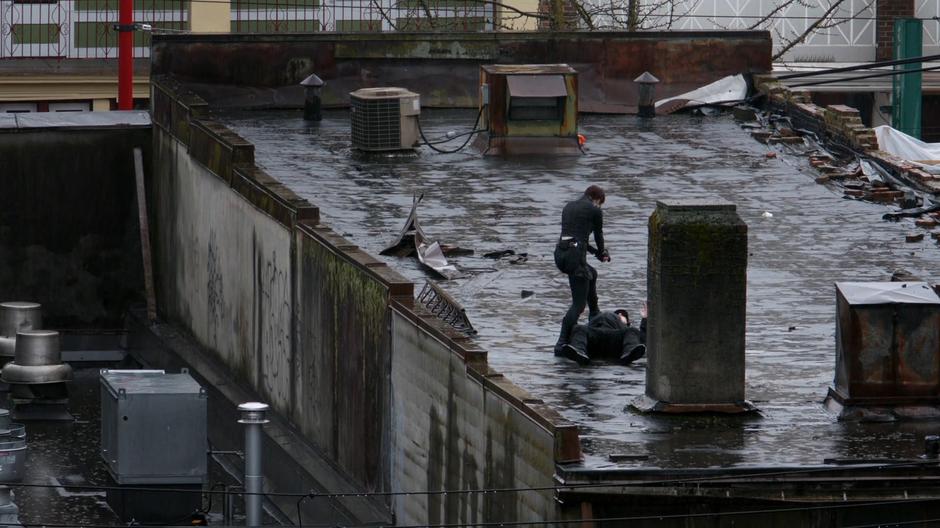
[476, 64, 579, 155]
[828, 282, 940, 411]
[350, 87, 421, 151]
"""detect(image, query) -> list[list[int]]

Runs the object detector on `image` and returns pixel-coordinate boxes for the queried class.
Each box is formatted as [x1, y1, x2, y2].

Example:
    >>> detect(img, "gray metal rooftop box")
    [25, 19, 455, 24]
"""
[100, 369, 207, 485]
[832, 282, 940, 406]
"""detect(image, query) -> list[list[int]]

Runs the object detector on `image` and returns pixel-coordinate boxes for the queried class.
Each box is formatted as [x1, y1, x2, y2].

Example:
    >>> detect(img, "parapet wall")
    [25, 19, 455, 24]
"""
[151, 31, 772, 112]
[756, 77, 940, 195]
[150, 75, 578, 521]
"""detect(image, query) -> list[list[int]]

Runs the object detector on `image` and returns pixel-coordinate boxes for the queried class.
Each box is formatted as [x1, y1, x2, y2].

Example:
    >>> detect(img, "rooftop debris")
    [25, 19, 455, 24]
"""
[655, 74, 748, 115]
[380, 194, 462, 279]
[416, 241, 460, 280]
[874, 126, 940, 174]
[416, 281, 476, 335]
[483, 249, 528, 265]
[483, 249, 515, 259]
[736, 105, 940, 242]
[380, 193, 427, 258]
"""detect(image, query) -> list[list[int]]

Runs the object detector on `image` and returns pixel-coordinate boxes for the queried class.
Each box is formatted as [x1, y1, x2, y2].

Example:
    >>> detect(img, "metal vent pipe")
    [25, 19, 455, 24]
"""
[0, 302, 41, 360]
[238, 402, 269, 528]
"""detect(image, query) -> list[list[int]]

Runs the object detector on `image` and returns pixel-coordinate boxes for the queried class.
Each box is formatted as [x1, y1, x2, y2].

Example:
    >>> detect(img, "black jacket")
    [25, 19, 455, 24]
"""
[560, 195, 605, 256]
[580, 312, 646, 360]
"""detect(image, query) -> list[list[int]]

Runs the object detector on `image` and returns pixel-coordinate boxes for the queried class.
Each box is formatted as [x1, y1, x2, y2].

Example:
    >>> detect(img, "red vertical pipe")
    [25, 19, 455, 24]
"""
[118, 0, 133, 109]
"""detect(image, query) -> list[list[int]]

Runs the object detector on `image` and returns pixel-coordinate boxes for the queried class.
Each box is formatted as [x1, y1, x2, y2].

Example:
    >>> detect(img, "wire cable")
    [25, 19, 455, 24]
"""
[843, 517, 940, 528]
[776, 52, 940, 80]
[423, 125, 487, 145]
[12, 483, 940, 527]
[346, 499, 940, 528]
[417, 106, 485, 154]
[25, 496, 939, 528]
[788, 64, 940, 88]
[7, 458, 940, 499]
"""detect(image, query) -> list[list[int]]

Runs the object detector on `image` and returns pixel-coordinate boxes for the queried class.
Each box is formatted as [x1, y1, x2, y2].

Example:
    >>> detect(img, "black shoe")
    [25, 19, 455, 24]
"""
[553, 341, 567, 357]
[619, 344, 646, 365]
[562, 344, 591, 366]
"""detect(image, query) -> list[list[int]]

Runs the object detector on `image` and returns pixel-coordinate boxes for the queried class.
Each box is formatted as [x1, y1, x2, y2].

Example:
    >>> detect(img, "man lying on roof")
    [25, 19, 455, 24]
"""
[557, 303, 647, 367]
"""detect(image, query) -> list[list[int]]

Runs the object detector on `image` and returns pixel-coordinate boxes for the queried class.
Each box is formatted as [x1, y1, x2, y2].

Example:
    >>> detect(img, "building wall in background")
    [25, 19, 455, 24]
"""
[150, 31, 772, 112]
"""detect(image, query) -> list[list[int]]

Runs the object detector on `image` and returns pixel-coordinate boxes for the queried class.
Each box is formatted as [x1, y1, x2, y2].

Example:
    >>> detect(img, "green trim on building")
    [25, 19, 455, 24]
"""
[231, 0, 318, 9]
[395, 16, 487, 31]
[398, 0, 484, 7]
[75, 0, 186, 10]
[12, 23, 59, 45]
[335, 19, 382, 32]
[230, 19, 319, 32]
[73, 20, 184, 48]
[892, 18, 923, 139]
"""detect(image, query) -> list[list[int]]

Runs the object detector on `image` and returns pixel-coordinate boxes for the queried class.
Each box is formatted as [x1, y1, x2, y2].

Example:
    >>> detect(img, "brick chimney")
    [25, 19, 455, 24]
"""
[632, 201, 756, 414]
[877, 0, 915, 61]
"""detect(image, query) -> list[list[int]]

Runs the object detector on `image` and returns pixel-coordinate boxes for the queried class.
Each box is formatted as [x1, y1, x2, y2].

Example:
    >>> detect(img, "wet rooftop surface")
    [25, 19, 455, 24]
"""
[220, 109, 940, 470]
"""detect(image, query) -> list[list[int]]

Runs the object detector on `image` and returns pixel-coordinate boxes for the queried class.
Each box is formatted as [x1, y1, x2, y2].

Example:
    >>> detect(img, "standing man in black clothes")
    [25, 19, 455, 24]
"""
[553, 185, 609, 356]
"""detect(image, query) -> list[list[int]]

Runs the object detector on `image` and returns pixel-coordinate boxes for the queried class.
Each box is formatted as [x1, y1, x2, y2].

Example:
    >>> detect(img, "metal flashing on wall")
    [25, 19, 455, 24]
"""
[507, 75, 567, 98]
[835, 281, 940, 305]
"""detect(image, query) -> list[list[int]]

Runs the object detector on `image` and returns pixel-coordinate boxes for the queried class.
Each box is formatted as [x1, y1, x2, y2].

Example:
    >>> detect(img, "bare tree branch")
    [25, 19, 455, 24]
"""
[770, 0, 847, 61]
[372, 0, 399, 31]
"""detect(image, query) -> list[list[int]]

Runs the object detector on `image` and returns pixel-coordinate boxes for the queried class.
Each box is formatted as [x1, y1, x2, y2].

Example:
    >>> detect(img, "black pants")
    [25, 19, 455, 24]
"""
[558, 266, 598, 345]
[570, 324, 622, 357]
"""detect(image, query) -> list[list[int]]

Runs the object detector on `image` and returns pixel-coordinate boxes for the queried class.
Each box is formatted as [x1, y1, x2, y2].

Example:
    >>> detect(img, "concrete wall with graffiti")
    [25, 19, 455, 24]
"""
[150, 75, 579, 520]
[389, 303, 581, 523]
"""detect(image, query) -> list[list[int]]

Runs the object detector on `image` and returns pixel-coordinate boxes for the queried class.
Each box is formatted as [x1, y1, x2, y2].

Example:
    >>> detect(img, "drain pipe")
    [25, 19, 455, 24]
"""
[238, 402, 269, 528]
[301, 74, 325, 122]
[634, 72, 660, 118]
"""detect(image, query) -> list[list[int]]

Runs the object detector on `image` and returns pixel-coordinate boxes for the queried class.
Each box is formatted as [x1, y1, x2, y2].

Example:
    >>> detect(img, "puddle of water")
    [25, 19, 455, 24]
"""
[221, 108, 940, 469]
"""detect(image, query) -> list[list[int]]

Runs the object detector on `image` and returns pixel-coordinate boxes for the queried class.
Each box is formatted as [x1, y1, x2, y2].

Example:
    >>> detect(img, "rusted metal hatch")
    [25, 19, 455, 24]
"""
[476, 64, 580, 155]
[830, 281, 940, 407]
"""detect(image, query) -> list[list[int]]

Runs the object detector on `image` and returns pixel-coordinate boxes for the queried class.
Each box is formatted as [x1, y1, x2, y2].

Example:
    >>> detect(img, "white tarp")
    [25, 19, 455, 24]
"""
[654, 74, 748, 113]
[836, 281, 940, 305]
[874, 125, 940, 174]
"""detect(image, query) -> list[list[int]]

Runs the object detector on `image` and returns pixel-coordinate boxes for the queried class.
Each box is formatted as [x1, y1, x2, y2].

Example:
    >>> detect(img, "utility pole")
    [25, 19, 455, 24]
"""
[627, 0, 638, 31]
[551, 0, 567, 30]
[892, 18, 922, 138]
[117, 0, 134, 110]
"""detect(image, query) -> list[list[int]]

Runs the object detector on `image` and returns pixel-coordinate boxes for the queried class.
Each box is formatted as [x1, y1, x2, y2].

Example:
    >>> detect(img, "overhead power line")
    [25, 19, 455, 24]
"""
[776, 53, 940, 80]
[307, 495, 940, 528]
[7, 458, 940, 499]
[788, 64, 940, 88]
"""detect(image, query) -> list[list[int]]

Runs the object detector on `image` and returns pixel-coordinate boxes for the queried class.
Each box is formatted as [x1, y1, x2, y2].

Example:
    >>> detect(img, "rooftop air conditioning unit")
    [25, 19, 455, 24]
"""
[350, 87, 421, 151]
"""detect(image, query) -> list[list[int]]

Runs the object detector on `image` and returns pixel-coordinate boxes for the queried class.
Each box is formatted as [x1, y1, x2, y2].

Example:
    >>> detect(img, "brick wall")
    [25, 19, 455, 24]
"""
[537, 0, 579, 29]
[150, 32, 772, 112]
[876, 0, 914, 61]
[756, 75, 940, 195]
